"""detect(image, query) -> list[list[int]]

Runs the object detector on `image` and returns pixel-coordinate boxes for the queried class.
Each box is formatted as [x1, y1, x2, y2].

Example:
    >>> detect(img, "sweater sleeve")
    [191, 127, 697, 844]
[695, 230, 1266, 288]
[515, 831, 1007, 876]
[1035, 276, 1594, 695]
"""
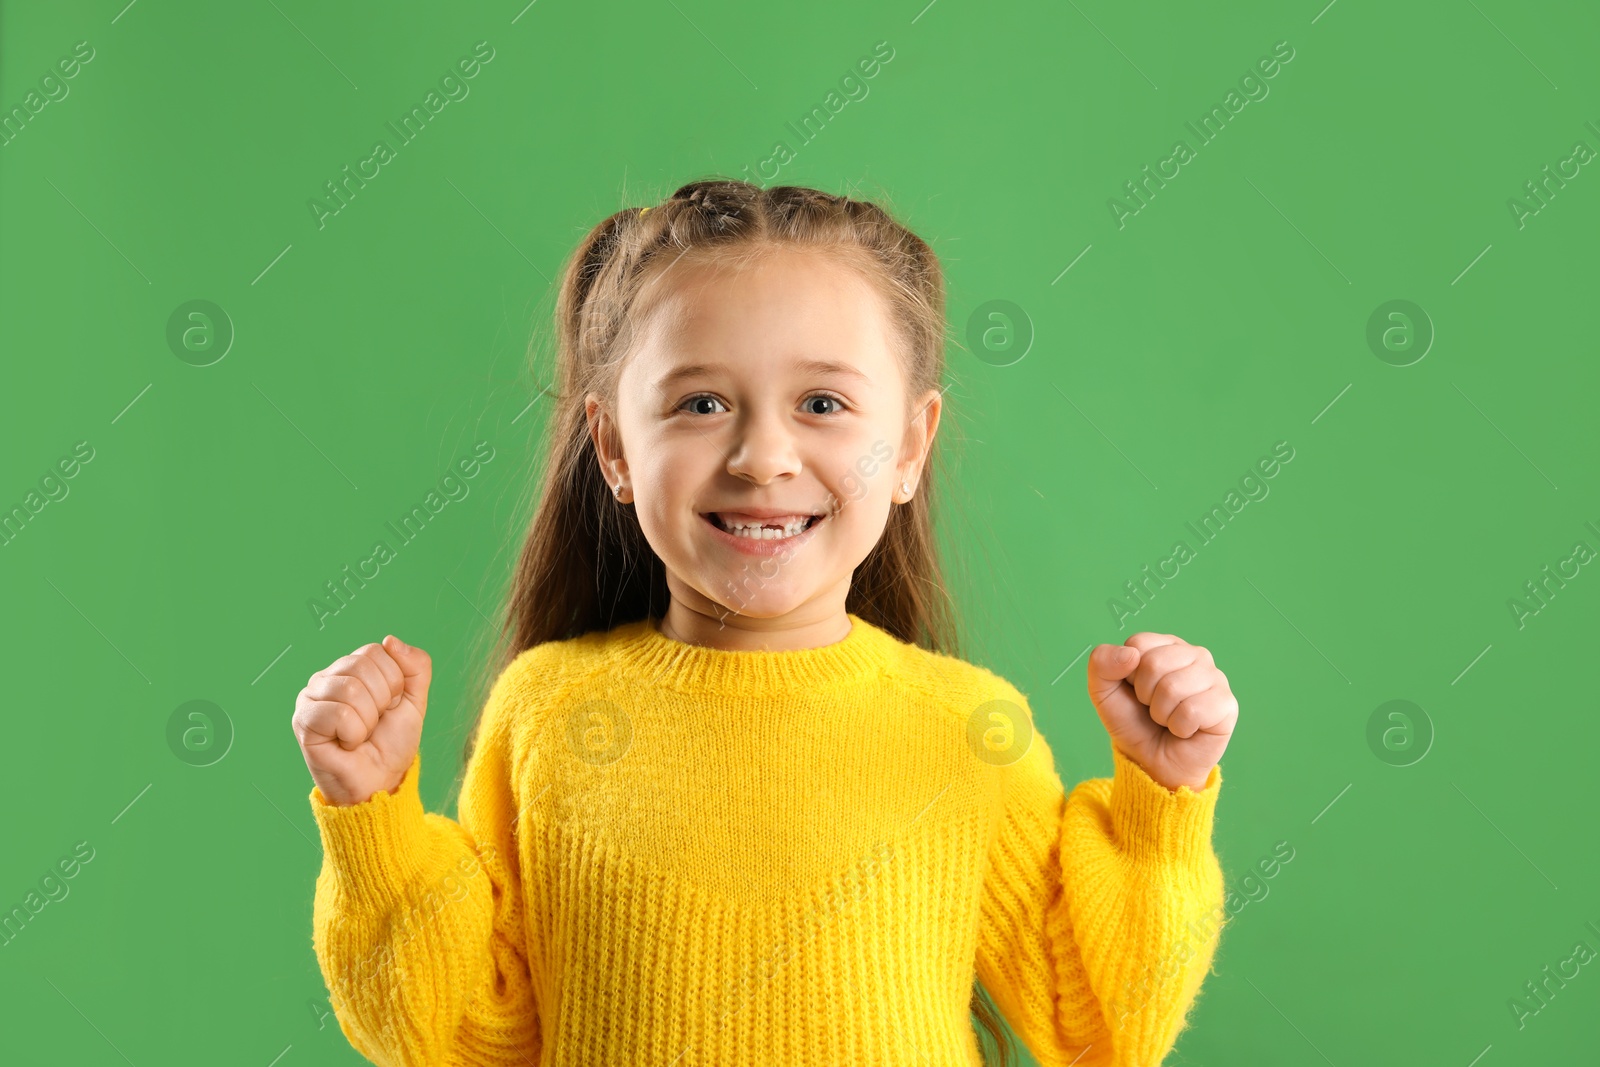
[307, 665, 542, 1066]
[974, 694, 1226, 1067]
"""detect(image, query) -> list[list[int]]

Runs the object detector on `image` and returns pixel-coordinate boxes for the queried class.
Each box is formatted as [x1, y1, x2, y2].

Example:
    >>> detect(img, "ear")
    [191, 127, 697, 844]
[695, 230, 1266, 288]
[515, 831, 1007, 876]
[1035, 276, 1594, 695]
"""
[897, 386, 943, 489]
[584, 393, 629, 485]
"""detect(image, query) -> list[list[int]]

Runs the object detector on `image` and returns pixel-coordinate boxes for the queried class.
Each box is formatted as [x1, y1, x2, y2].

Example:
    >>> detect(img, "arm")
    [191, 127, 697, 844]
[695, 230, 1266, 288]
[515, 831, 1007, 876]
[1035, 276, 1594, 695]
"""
[975, 715, 1226, 1067]
[307, 668, 541, 1067]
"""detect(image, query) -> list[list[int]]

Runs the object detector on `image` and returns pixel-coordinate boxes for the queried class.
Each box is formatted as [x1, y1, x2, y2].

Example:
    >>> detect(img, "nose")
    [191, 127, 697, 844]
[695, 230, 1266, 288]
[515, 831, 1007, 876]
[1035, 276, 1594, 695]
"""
[724, 407, 802, 485]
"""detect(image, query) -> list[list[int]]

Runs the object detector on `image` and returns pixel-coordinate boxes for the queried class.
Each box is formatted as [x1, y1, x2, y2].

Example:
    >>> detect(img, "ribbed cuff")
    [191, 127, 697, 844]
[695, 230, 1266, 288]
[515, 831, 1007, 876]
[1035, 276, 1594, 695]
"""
[1109, 744, 1221, 869]
[308, 753, 432, 910]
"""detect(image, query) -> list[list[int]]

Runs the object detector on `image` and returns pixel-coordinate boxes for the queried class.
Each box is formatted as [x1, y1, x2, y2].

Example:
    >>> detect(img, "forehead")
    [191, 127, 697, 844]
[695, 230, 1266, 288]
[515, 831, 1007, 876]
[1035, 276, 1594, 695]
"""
[625, 246, 903, 390]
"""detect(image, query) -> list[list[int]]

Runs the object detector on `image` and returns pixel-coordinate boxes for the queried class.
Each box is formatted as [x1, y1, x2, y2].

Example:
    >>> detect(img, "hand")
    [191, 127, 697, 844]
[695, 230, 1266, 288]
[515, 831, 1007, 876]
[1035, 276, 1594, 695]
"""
[292, 635, 433, 807]
[1085, 632, 1237, 793]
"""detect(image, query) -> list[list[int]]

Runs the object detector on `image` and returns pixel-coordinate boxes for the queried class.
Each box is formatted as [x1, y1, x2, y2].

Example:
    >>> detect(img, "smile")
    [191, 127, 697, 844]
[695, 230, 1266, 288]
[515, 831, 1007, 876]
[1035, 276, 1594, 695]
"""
[699, 511, 827, 556]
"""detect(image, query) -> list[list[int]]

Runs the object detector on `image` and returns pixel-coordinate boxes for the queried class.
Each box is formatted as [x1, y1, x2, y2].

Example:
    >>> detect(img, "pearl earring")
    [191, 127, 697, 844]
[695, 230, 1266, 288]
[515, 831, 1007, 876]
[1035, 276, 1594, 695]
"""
[900, 480, 912, 498]
[613, 482, 624, 500]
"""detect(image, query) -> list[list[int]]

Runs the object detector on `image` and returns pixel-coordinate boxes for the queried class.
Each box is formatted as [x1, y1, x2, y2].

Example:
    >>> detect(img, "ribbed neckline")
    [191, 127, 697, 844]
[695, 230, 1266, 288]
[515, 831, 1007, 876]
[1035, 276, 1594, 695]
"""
[608, 611, 896, 696]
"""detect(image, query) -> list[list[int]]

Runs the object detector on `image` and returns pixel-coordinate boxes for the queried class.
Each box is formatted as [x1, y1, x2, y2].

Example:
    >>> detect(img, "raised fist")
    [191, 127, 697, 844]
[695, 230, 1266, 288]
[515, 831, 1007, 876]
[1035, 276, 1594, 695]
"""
[292, 635, 432, 807]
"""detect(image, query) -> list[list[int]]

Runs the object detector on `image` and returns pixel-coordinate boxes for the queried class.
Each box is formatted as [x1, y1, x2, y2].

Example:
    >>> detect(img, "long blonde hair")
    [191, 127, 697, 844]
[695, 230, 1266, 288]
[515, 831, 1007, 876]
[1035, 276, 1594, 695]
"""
[453, 176, 1014, 1065]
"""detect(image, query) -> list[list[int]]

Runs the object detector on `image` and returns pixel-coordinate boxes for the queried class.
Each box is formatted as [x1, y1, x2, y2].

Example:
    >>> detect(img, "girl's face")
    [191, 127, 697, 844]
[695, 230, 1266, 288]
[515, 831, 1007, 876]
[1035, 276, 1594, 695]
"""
[586, 246, 941, 636]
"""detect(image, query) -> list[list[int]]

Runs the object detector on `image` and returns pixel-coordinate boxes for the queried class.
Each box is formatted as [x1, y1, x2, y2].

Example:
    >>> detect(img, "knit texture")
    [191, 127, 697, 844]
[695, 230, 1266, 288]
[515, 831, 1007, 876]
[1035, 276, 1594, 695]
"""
[308, 613, 1226, 1066]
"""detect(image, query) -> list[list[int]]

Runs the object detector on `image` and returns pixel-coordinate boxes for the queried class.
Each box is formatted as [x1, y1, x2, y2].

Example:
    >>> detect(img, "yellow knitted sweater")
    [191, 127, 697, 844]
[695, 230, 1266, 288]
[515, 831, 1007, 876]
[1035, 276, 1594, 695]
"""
[308, 612, 1226, 1067]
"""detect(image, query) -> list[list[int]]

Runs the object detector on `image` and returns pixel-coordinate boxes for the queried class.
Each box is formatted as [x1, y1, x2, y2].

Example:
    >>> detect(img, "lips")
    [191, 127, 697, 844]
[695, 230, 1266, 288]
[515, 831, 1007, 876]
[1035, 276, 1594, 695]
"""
[698, 510, 828, 556]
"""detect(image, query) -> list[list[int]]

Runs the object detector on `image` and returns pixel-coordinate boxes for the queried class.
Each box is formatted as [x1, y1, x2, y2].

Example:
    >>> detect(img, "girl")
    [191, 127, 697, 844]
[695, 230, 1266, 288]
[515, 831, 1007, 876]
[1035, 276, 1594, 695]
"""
[293, 179, 1239, 1067]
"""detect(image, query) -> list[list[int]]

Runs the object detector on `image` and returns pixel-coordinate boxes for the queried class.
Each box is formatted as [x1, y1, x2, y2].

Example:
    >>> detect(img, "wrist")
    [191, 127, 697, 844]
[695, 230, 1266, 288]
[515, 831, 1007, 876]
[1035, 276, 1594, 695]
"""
[1152, 771, 1209, 796]
[314, 766, 410, 808]
[1113, 745, 1214, 795]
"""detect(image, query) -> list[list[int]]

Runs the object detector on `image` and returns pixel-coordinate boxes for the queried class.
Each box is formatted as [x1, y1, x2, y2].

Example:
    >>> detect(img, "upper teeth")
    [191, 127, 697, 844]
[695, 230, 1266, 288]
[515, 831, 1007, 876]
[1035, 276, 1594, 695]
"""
[718, 515, 813, 539]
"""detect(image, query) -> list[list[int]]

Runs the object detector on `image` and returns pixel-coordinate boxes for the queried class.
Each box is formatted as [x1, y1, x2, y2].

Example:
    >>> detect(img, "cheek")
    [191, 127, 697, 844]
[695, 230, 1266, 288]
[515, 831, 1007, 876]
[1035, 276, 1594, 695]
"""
[828, 478, 893, 548]
[634, 480, 688, 549]
[832, 435, 890, 502]
[635, 451, 721, 560]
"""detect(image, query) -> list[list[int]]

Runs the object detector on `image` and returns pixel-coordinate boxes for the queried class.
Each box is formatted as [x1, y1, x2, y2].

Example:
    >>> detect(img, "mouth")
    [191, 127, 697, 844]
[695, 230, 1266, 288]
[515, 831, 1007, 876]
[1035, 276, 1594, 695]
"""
[700, 512, 826, 538]
[697, 510, 830, 558]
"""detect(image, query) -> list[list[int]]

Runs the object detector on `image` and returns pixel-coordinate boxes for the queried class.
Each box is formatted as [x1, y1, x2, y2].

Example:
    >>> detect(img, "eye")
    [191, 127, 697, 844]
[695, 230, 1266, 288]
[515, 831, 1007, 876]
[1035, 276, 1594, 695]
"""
[677, 393, 849, 417]
[802, 393, 848, 416]
[678, 394, 728, 416]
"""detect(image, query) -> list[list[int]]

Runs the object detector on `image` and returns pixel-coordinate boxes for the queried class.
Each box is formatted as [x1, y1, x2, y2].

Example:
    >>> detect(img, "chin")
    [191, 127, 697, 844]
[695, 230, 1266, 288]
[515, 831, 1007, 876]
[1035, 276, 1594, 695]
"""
[699, 586, 811, 620]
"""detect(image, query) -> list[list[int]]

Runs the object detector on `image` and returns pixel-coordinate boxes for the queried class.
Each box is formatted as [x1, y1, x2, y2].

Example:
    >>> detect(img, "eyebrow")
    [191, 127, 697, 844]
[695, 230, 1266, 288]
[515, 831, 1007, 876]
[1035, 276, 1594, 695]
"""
[653, 359, 872, 392]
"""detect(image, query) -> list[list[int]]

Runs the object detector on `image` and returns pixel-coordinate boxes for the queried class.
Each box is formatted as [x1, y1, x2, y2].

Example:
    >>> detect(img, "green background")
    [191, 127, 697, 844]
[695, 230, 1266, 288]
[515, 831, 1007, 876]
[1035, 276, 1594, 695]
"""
[3, 0, 1596, 1063]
